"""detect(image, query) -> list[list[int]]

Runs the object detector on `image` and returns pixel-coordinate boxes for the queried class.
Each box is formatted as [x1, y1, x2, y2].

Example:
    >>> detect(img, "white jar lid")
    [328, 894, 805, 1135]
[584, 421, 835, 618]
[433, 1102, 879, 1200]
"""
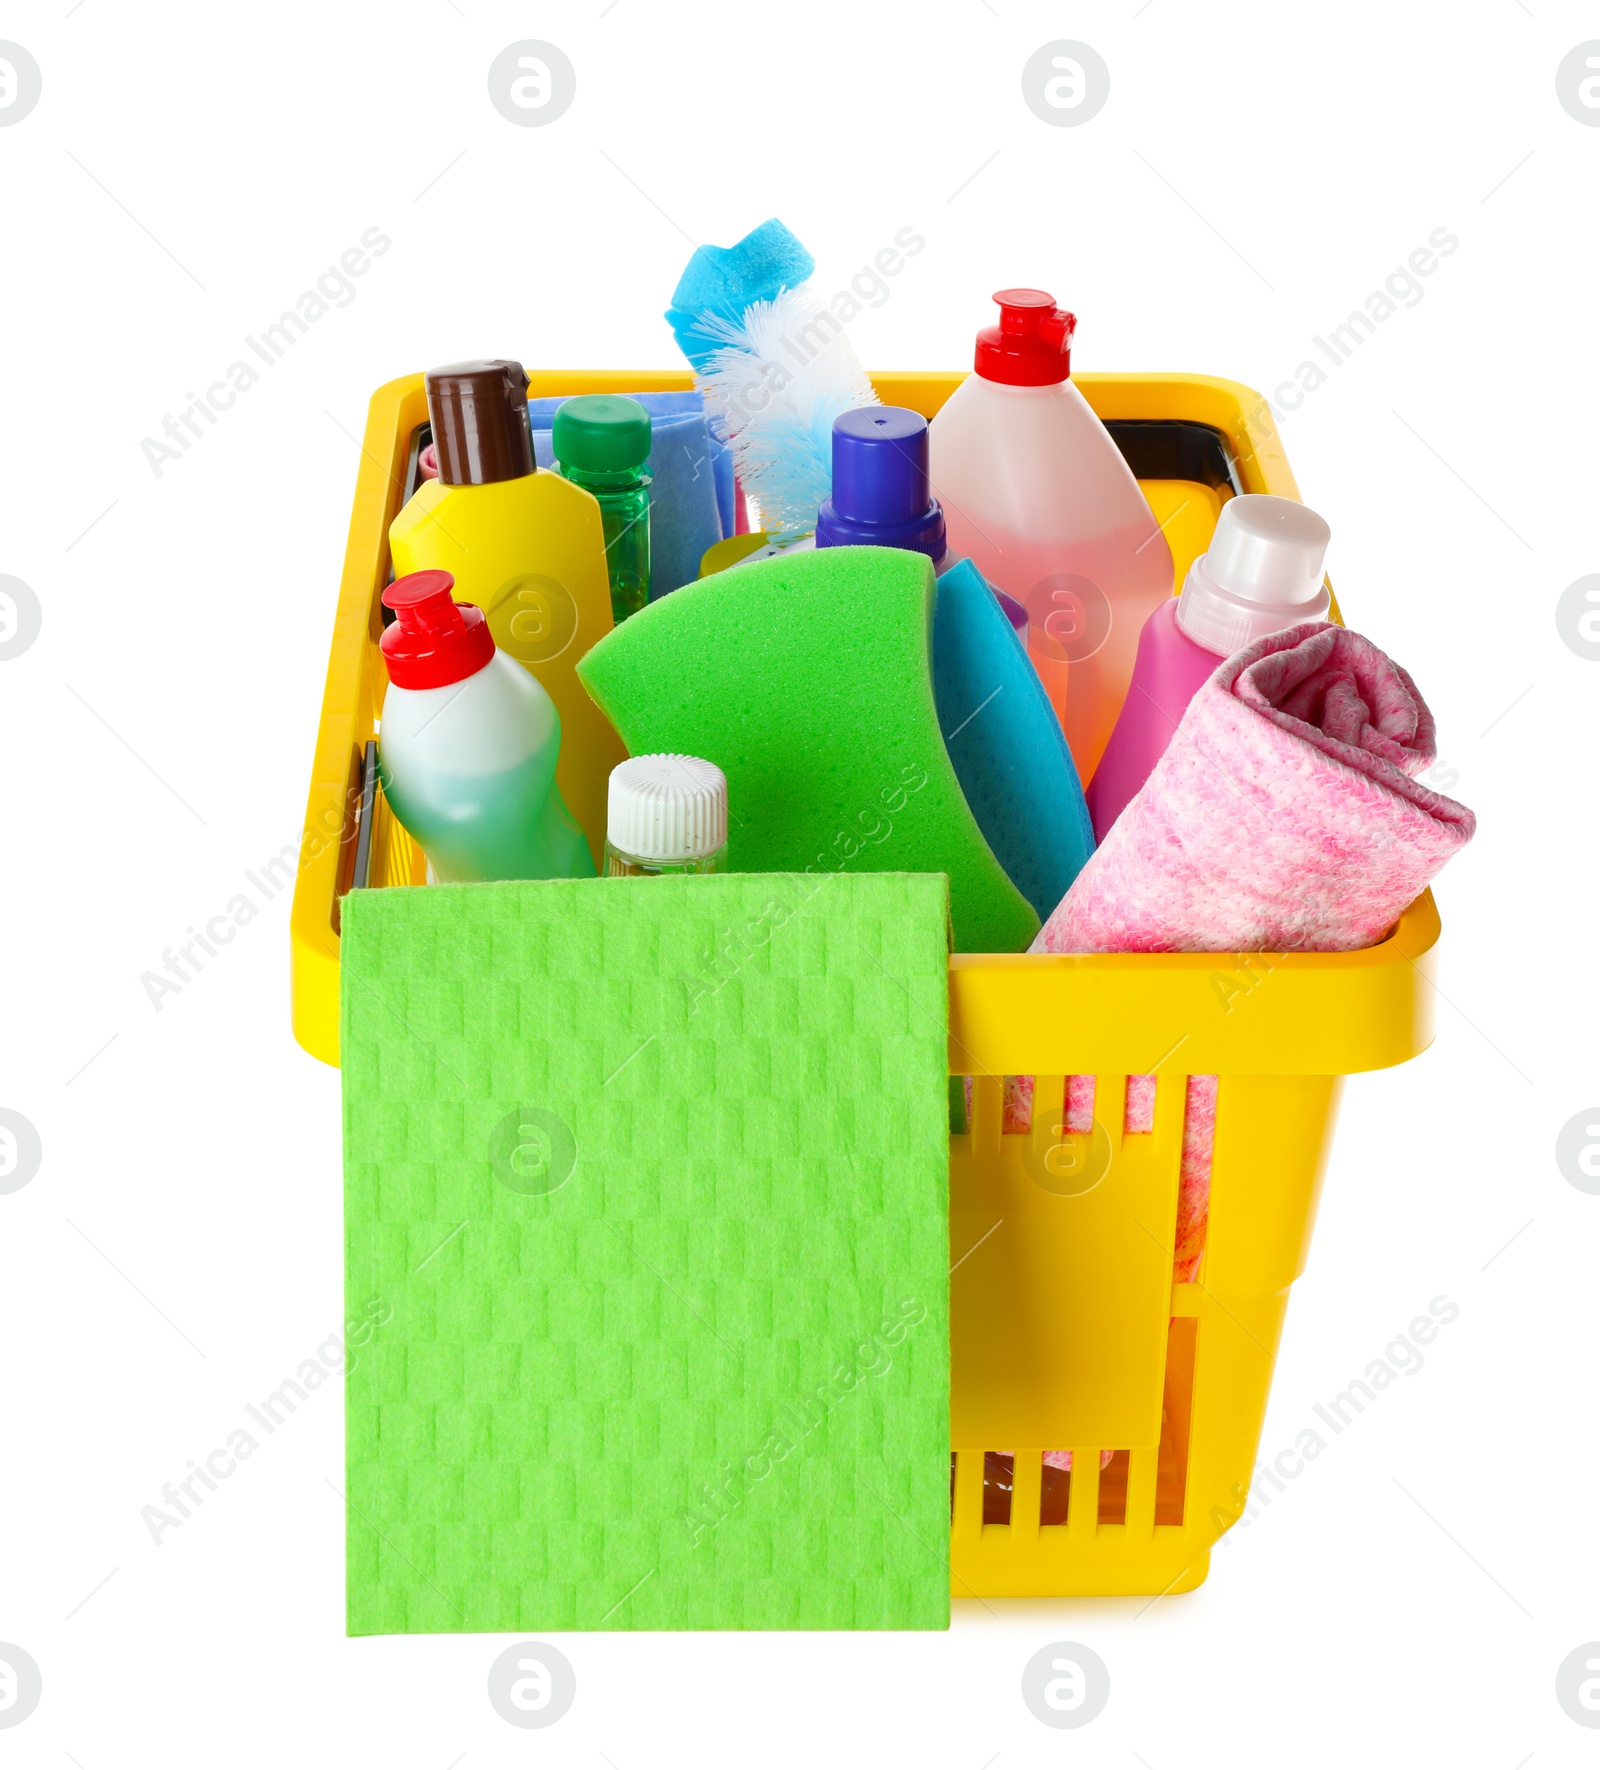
[607, 754, 728, 861]
[1176, 494, 1331, 657]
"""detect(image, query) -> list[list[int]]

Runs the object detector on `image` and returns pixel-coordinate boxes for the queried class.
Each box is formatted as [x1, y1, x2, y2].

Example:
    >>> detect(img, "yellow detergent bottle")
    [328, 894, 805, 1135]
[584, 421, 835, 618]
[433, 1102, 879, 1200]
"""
[388, 358, 625, 866]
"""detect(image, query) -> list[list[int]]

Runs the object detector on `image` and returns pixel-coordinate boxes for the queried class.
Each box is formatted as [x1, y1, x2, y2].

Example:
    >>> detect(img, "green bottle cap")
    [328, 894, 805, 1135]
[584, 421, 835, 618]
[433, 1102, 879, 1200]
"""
[552, 395, 652, 474]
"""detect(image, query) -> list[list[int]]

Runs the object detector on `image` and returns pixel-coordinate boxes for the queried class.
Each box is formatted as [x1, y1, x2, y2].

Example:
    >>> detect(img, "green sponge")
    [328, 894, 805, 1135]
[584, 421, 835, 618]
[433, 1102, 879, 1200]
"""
[577, 546, 1039, 953]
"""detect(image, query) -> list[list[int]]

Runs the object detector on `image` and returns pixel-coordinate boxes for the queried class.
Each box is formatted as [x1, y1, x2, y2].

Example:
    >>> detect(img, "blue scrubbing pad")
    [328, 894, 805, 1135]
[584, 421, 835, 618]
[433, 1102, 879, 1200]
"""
[664, 219, 816, 373]
[933, 558, 1095, 922]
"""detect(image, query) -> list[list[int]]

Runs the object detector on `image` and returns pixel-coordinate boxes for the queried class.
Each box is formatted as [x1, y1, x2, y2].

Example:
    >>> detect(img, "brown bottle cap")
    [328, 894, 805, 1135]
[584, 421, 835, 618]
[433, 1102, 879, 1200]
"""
[424, 359, 535, 486]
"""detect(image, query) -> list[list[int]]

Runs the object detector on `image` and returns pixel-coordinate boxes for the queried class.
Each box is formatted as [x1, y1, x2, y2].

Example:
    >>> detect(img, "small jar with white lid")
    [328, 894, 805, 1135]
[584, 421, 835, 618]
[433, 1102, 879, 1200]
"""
[603, 754, 729, 876]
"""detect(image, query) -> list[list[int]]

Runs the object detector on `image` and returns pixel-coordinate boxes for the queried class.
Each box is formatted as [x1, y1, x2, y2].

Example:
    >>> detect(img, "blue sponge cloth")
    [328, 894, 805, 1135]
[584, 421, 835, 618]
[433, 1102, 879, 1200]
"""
[530, 393, 729, 598]
[933, 557, 1095, 921]
[606, 391, 737, 545]
[635, 410, 730, 598]
[664, 218, 815, 373]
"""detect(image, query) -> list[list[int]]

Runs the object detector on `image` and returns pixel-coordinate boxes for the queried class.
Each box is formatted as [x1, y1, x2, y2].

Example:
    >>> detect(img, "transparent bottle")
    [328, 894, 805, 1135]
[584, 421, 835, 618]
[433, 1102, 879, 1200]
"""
[603, 754, 728, 876]
[928, 290, 1176, 783]
[553, 394, 652, 625]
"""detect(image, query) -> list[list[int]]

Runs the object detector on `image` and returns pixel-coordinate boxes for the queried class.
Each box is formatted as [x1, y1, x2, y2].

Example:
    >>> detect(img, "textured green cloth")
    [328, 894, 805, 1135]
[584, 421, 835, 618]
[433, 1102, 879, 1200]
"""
[341, 872, 951, 1633]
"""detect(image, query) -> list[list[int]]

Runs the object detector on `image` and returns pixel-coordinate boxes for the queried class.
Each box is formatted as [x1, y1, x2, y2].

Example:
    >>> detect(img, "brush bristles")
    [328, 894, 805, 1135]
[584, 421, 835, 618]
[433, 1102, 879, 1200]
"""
[694, 288, 878, 542]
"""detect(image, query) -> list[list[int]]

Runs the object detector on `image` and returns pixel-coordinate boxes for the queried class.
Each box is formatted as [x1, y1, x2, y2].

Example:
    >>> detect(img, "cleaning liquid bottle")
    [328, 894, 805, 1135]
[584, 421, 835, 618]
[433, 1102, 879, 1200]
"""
[928, 290, 1176, 782]
[815, 404, 948, 566]
[1085, 494, 1331, 840]
[810, 405, 1028, 634]
[376, 570, 595, 882]
[603, 754, 728, 876]
[388, 359, 626, 869]
[699, 406, 1050, 634]
[706, 404, 1028, 627]
[552, 395, 652, 625]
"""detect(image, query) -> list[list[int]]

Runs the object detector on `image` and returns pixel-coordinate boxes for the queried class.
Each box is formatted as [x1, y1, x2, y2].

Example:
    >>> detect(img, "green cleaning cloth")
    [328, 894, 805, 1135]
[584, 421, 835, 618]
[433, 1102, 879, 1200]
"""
[341, 872, 952, 1633]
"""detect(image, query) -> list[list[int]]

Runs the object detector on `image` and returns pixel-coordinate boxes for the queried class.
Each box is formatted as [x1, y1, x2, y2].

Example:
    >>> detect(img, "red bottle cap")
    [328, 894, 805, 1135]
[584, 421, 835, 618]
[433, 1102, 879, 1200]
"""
[973, 288, 1077, 386]
[380, 570, 494, 689]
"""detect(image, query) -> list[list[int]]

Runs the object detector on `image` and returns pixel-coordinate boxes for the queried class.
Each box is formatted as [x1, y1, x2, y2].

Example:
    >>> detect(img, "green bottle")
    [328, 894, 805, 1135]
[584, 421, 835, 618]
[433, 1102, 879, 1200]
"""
[552, 395, 652, 624]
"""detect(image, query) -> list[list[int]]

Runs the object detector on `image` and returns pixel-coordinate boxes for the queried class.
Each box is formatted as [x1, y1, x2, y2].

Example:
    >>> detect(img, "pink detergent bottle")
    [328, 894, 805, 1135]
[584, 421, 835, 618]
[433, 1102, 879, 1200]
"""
[928, 289, 1175, 783]
[1085, 494, 1332, 840]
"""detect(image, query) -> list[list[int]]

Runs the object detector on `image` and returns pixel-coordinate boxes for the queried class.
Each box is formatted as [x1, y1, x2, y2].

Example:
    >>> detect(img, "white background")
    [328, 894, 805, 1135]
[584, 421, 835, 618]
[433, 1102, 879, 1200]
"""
[2, 0, 1593, 1762]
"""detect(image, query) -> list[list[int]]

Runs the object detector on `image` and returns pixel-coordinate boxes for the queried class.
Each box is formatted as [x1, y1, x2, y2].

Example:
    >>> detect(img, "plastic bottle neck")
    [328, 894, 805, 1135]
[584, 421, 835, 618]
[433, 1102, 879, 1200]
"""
[425, 360, 536, 487]
[973, 289, 1076, 386]
[1175, 555, 1331, 658]
[1174, 494, 1332, 657]
[381, 569, 496, 688]
[560, 462, 650, 494]
[815, 405, 947, 559]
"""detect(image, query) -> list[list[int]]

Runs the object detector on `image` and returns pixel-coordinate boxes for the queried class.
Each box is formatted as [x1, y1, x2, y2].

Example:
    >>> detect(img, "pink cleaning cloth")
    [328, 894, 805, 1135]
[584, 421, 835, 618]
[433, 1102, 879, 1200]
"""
[1034, 620, 1474, 1282]
[999, 1071, 1214, 1284]
[1037, 620, 1474, 955]
[989, 1067, 1205, 1468]
[1042, 1448, 1113, 1473]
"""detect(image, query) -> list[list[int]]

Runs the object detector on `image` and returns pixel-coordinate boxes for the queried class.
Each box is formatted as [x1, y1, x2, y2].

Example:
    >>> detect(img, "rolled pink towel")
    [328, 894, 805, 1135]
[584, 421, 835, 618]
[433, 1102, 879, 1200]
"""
[1037, 620, 1474, 955]
[1033, 619, 1474, 1282]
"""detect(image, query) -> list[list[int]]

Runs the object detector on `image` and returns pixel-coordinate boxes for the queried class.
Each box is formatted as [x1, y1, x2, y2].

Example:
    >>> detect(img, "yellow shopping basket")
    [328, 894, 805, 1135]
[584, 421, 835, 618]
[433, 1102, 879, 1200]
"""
[291, 368, 1439, 1600]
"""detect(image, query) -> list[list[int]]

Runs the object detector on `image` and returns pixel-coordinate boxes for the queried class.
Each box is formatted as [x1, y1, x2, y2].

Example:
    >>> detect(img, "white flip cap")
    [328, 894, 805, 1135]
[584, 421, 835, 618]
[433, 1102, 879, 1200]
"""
[607, 754, 728, 861]
[1175, 494, 1332, 657]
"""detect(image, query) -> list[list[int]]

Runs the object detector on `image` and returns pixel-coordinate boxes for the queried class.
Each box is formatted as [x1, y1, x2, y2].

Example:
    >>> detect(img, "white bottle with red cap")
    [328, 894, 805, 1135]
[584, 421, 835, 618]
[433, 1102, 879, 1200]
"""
[376, 569, 595, 882]
[928, 290, 1176, 784]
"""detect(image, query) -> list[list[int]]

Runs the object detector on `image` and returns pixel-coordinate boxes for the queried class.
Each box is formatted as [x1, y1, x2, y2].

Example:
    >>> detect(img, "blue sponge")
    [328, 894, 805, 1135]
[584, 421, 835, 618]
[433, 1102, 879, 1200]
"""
[530, 393, 729, 598]
[534, 391, 739, 548]
[933, 558, 1095, 921]
[664, 219, 816, 373]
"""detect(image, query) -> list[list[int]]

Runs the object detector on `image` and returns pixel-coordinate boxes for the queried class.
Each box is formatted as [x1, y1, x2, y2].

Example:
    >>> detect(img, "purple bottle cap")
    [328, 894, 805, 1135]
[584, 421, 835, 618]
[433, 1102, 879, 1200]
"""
[815, 405, 947, 561]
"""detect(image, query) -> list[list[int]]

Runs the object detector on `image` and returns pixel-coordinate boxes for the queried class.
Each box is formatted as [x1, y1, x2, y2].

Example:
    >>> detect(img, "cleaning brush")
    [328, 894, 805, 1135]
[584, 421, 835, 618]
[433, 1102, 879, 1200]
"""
[690, 286, 879, 544]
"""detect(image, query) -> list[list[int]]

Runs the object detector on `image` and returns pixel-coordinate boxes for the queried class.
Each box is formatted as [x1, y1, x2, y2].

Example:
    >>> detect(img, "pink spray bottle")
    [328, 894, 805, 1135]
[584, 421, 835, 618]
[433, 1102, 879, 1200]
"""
[1084, 493, 1331, 841]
